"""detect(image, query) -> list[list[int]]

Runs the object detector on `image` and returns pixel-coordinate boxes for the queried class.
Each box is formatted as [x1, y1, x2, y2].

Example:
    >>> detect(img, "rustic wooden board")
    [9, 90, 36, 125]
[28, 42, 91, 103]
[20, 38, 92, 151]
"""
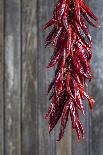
[21, 0, 38, 154]
[0, 0, 4, 154]
[72, 105, 91, 155]
[89, 0, 103, 155]
[37, 0, 72, 154]
[1, 0, 103, 154]
[56, 121, 72, 155]
[4, 0, 21, 154]
[37, 0, 56, 154]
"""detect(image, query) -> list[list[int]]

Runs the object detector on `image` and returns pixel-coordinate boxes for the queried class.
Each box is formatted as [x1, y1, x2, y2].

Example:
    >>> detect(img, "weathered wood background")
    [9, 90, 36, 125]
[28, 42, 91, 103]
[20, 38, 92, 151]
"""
[0, 0, 103, 154]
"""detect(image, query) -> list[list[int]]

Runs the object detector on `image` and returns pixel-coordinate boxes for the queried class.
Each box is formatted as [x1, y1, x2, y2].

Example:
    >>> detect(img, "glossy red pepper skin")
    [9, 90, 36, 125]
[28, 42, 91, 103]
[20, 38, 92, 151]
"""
[76, 15, 92, 43]
[80, 0, 98, 21]
[44, 0, 98, 141]
[57, 98, 71, 141]
[81, 7, 98, 28]
[45, 27, 57, 47]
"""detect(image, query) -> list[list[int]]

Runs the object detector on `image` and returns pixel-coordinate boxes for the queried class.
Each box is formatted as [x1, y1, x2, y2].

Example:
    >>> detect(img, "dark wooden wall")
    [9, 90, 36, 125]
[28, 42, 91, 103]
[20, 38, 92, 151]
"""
[0, 0, 103, 154]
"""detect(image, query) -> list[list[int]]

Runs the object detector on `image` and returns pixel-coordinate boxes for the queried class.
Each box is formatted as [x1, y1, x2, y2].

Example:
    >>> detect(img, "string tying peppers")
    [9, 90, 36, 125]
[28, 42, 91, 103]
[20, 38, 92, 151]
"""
[43, 0, 98, 141]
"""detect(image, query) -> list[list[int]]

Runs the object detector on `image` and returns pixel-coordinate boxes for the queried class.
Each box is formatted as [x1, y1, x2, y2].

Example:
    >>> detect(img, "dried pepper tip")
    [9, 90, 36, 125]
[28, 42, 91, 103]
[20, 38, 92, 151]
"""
[44, 113, 49, 120]
[88, 97, 95, 110]
[44, 0, 98, 141]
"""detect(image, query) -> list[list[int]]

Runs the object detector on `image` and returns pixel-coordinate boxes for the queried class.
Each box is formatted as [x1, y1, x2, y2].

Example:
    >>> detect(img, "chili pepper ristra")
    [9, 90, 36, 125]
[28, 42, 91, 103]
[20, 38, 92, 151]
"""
[43, 0, 98, 141]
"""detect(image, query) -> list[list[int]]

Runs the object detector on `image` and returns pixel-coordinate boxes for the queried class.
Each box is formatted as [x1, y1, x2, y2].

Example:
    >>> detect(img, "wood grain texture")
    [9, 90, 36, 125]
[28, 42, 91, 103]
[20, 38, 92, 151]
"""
[37, 0, 56, 154]
[37, 0, 72, 154]
[56, 121, 72, 155]
[0, 0, 4, 154]
[21, 0, 38, 154]
[4, 0, 21, 154]
[89, 0, 103, 155]
[1, 0, 102, 154]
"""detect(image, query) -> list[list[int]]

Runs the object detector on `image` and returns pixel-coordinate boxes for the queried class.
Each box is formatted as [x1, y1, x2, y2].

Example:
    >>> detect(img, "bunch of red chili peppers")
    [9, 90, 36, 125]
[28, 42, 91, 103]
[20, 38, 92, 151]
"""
[44, 0, 98, 141]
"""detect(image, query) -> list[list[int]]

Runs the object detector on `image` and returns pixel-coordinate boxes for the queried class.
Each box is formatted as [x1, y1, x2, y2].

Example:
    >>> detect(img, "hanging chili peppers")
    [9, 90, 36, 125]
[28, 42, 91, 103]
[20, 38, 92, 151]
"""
[44, 0, 98, 141]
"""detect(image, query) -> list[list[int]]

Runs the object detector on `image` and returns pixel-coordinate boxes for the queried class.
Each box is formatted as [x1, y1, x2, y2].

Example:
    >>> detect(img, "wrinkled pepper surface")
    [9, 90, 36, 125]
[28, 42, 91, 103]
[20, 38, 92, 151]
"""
[43, 0, 98, 141]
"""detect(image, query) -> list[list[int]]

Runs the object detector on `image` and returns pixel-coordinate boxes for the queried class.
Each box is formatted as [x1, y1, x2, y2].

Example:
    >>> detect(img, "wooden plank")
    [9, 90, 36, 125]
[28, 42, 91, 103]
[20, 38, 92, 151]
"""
[0, 0, 4, 154]
[37, 0, 57, 154]
[72, 105, 91, 155]
[21, 0, 38, 154]
[37, 0, 72, 154]
[56, 121, 72, 155]
[4, 0, 21, 154]
[89, 0, 103, 155]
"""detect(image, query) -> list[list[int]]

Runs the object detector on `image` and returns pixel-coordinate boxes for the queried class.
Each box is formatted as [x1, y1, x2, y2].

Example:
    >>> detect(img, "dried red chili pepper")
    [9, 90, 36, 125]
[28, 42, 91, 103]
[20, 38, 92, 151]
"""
[44, 0, 98, 141]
